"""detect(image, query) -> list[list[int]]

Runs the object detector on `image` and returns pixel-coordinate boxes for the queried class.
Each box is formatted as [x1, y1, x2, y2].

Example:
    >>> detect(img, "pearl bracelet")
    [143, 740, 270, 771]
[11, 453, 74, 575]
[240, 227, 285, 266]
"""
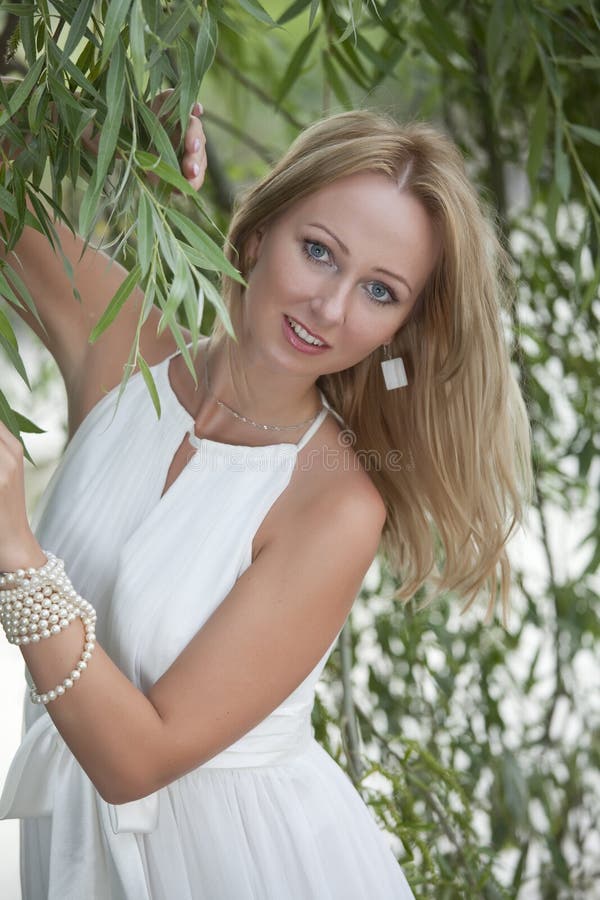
[0, 550, 97, 705]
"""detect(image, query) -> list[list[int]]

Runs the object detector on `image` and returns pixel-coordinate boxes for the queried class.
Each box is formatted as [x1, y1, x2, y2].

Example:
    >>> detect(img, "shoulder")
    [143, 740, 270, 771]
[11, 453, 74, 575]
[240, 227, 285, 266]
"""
[287, 423, 387, 558]
[253, 412, 387, 562]
[303, 416, 387, 524]
[308, 467, 387, 550]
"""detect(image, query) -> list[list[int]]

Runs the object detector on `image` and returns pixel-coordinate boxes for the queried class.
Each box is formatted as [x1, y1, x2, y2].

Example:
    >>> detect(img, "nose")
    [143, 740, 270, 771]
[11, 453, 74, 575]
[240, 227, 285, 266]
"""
[309, 280, 349, 326]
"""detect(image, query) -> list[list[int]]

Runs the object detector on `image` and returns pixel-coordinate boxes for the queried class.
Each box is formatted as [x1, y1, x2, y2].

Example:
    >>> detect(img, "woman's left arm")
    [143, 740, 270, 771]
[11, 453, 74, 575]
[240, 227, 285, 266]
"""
[1, 421, 386, 806]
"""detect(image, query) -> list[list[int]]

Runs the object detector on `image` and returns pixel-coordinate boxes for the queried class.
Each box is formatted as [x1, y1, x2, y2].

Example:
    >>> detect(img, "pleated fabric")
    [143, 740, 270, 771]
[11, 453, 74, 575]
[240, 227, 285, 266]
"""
[0, 346, 415, 899]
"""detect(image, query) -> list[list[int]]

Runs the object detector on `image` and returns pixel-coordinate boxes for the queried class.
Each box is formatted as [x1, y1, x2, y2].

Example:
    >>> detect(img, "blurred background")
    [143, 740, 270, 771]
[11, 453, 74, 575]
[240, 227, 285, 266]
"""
[1, 2, 599, 898]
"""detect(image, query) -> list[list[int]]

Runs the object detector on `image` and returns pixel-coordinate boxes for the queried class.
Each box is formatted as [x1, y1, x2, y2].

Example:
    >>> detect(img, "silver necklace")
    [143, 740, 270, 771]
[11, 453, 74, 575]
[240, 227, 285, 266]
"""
[203, 340, 322, 432]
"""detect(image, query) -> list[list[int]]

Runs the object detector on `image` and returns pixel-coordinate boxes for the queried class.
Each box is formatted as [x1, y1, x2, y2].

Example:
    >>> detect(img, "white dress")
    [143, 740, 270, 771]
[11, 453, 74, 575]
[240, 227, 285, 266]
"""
[0, 345, 415, 899]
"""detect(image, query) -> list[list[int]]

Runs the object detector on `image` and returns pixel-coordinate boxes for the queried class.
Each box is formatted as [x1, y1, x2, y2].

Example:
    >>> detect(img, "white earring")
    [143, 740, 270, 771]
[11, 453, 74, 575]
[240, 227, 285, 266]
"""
[380, 344, 407, 390]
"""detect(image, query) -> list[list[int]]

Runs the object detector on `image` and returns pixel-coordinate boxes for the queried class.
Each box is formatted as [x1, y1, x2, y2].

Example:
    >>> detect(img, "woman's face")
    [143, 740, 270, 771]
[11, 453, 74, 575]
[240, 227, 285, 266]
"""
[241, 170, 439, 377]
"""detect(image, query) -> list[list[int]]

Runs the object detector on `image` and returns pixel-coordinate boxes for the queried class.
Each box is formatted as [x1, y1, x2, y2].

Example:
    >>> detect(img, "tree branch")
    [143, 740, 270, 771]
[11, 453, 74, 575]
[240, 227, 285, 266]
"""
[215, 50, 306, 131]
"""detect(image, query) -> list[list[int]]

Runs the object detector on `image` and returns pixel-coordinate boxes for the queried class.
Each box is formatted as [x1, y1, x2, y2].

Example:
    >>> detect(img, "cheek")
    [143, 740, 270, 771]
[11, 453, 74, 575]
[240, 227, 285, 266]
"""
[257, 246, 321, 299]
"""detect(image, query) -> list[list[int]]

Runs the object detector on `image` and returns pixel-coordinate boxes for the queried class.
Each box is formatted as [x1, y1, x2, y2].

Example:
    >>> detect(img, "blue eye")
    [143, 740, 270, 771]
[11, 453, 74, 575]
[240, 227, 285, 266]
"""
[302, 239, 398, 307]
[366, 282, 397, 306]
[303, 240, 331, 264]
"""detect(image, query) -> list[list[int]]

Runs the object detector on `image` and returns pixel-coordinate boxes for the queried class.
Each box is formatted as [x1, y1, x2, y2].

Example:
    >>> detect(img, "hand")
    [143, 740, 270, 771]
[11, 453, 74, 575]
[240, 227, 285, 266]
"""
[0, 421, 45, 573]
[181, 101, 207, 191]
[150, 91, 207, 191]
[78, 92, 208, 192]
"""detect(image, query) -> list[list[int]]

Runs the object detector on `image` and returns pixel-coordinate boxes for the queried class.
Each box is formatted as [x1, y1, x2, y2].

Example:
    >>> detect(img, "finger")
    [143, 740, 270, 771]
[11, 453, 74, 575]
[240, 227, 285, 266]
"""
[181, 153, 206, 185]
[182, 157, 207, 192]
[184, 118, 206, 156]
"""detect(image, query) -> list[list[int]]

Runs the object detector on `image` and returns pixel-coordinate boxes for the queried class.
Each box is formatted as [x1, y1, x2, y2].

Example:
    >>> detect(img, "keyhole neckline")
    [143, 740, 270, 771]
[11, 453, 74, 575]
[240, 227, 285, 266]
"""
[162, 343, 331, 455]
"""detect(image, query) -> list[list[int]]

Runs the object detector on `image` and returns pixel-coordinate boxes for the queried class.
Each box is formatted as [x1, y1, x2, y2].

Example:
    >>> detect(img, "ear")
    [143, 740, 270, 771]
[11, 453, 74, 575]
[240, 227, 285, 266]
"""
[244, 227, 265, 262]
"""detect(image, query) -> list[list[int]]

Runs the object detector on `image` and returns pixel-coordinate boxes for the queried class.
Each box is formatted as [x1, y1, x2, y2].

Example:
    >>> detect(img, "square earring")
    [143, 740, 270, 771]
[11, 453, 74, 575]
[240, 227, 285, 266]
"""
[380, 344, 408, 390]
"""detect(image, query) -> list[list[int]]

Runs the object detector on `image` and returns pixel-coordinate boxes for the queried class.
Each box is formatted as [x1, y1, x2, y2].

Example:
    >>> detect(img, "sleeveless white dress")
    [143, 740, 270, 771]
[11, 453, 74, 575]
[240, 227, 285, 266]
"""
[0, 345, 415, 899]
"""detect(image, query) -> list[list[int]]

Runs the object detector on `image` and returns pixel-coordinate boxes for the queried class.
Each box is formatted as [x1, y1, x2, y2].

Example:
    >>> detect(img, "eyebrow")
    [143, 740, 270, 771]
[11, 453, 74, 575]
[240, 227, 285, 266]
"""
[307, 222, 413, 295]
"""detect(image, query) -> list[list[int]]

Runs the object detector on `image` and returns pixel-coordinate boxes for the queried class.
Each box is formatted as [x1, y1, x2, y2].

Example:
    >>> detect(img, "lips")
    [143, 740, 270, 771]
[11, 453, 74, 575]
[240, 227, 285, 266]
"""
[285, 315, 331, 347]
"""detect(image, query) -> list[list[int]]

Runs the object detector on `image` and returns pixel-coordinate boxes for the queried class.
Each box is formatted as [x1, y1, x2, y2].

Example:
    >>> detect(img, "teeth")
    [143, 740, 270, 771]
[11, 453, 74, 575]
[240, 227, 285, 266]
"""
[286, 316, 325, 346]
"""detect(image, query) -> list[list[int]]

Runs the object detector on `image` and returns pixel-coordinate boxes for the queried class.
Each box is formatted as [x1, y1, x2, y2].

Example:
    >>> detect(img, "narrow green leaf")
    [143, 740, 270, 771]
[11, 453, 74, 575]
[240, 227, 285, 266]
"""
[277, 0, 311, 25]
[308, 0, 320, 29]
[194, 9, 218, 85]
[527, 89, 548, 187]
[237, 0, 277, 26]
[137, 192, 154, 276]
[0, 389, 33, 463]
[101, 0, 133, 68]
[58, 0, 94, 68]
[486, 0, 507, 74]
[78, 181, 102, 237]
[165, 208, 244, 280]
[0, 56, 44, 128]
[1, 4, 36, 13]
[141, 0, 160, 31]
[554, 118, 571, 201]
[322, 52, 352, 108]
[178, 38, 197, 140]
[59, 47, 103, 103]
[19, 9, 36, 66]
[331, 44, 369, 91]
[129, 0, 147, 93]
[49, 72, 87, 116]
[178, 240, 225, 272]
[25, 191, 58, 251]
[89, 264, 142, 343]
[0, 308, 18, 350]
[0, 185, 18, 219]
[569, 123, 600, 147]
[0, 388, 19, 432]
[0, 333, 31, 389]
[160, 252, 190, 326]
[151, 206, 178, 271]
[584, 171, 600, 214]
[354, 33, 396, 78]
[545, 180, 561, 241]
[0, 266, 45, 331]
[134, 150, 198, 198]
[146, 5, 195, 68]
[13, 411, 45, 434]
[73, 108, 97, 143]
[27, 83, 48, 134]
[96, 40, 126, 185]
[420, 0, 471, 63]
[135, 101, 180, 173]
[276, 29, 319, 103]
[136, 354, 161, 417]
[195, 270, 235, 337]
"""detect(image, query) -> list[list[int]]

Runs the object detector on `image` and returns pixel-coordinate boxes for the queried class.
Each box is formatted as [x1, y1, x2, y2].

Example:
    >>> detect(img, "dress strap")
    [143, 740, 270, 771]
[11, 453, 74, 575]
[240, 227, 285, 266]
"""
[295, 390, 332, 451]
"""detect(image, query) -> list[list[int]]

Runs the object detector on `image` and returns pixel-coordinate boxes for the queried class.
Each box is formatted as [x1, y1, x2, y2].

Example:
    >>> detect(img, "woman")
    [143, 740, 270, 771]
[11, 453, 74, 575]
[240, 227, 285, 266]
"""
[0, 105, 532, 899]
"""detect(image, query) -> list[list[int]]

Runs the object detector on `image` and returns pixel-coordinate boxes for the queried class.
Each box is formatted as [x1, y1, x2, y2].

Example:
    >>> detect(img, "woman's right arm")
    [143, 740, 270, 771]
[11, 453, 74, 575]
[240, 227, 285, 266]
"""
[0, 96, 206, 415]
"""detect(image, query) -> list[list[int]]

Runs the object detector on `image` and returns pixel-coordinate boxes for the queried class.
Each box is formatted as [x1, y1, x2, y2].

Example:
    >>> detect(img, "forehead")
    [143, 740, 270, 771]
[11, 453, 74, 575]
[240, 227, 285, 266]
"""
[274, 171, 439, 290]
[278, 171, 433, 243]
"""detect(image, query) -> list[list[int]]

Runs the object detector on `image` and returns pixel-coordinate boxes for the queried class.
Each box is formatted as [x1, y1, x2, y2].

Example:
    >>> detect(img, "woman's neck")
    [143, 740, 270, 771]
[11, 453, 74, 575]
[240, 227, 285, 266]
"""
[205, 335, 323, 430]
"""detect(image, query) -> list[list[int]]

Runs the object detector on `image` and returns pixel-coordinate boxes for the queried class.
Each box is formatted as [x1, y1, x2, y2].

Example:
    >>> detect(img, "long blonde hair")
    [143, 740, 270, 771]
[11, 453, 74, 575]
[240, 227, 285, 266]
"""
[211, 110, 533, 626]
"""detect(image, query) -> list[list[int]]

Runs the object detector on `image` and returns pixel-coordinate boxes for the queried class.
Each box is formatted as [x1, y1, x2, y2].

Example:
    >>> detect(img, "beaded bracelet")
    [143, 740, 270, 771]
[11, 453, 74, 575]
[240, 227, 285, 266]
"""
[0, 551, 97, 705]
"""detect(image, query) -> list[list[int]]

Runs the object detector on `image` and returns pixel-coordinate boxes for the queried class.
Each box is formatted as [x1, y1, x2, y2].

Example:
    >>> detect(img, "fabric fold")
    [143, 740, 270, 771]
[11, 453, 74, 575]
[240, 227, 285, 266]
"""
[0, 712, 159, 899]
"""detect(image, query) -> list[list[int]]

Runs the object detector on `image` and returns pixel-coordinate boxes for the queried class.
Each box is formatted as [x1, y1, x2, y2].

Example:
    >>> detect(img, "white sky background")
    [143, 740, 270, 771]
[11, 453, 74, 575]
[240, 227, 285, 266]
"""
[0, 324, 598, 898]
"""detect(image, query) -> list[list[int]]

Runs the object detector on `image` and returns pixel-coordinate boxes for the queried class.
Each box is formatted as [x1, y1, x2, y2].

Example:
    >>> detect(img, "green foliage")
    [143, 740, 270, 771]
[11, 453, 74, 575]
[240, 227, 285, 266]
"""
[1, 1, 599, 896]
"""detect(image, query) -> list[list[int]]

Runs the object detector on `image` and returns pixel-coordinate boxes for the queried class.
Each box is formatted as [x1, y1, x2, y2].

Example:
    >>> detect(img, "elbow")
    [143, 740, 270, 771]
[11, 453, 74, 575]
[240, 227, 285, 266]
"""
[99, 778, 152, 807]
[95, 765, 157, 807]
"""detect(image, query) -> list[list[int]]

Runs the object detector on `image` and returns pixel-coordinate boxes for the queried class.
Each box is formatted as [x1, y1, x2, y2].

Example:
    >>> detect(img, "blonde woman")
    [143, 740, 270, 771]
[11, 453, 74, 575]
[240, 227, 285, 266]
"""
[0, 107, 532, 899]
